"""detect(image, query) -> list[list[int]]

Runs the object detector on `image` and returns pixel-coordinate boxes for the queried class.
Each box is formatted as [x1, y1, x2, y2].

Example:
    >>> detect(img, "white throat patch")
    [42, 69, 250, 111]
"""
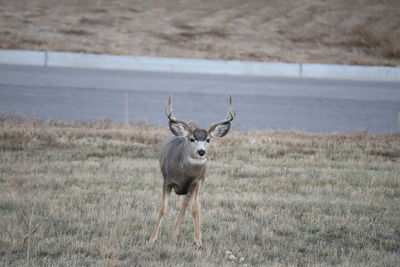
[188, 156, 207, 165]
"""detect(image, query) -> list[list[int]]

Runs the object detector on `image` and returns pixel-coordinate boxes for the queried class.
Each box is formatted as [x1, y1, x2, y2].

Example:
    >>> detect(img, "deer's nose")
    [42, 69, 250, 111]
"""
[197, 149, 206, 157]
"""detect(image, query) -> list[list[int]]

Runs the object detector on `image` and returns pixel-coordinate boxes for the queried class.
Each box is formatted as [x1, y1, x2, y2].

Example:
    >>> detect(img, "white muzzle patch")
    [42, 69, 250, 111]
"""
[188, 156, 207, 165]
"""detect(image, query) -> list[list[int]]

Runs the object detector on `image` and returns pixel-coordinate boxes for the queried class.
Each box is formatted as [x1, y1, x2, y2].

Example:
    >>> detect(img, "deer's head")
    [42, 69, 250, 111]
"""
[165, 95, 235, 161]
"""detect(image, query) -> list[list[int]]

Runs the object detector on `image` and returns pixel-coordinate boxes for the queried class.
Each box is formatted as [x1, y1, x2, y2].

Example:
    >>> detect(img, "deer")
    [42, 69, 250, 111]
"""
[149, 95, 235, 246]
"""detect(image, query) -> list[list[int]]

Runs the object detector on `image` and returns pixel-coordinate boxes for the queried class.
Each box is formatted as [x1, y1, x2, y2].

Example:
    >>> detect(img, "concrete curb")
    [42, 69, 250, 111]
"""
[1, 49, 400, 81]
[46, 51, 300, 77]
[301, 63, 400, 81]
[0, 50, 46, 66]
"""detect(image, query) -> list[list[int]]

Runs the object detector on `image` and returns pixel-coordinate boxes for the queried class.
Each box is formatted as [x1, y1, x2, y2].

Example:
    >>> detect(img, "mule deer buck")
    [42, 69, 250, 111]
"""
[149, 95, 235, 246]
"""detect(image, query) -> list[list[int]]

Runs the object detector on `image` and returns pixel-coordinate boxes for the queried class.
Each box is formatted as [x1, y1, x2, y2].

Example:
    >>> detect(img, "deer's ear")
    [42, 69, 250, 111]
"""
[169, 121, 191, 137]
[208, 122, 231, 138]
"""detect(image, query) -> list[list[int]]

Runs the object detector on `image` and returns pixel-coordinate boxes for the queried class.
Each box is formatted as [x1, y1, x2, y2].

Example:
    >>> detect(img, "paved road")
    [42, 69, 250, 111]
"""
[1, 64, 399, 134]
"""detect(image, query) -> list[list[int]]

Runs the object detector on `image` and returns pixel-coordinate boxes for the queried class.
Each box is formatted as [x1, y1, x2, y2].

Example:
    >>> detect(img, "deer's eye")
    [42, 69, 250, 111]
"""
[206, 139, 211, 143]
[190, 138, 195, 142]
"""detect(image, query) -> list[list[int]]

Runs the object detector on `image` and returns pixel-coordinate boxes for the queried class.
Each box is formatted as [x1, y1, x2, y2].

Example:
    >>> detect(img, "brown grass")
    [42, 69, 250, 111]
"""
[58, 29, 93, 36]
[1, 0, 400, 66]
[350, 24, 400, 61]
[0, 113, 399, 266]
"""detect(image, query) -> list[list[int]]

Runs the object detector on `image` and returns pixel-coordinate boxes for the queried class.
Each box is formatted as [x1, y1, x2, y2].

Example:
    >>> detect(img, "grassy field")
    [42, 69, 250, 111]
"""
[0, 113, 399, 266]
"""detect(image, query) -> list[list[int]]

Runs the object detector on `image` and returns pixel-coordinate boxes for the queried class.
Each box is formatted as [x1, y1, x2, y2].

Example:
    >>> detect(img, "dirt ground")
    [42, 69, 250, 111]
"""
[1, 0, 400, 66]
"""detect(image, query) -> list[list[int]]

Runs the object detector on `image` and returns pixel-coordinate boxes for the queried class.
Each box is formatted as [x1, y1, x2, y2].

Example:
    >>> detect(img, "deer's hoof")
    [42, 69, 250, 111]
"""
[148, 237, 157, 245]
[194, 239, 203, 247]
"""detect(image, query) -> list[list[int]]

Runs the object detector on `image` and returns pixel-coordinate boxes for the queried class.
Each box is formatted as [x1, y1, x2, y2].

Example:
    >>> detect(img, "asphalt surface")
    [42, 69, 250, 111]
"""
[1, 64, 399, 134]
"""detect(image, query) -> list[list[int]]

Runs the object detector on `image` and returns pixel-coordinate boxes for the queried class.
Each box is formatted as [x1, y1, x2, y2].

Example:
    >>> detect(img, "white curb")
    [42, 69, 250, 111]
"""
[1, 49, 400, 82]
[301, 63, 400, 81]
[0, 50, 46, 66]
[46, 51, 299, 77]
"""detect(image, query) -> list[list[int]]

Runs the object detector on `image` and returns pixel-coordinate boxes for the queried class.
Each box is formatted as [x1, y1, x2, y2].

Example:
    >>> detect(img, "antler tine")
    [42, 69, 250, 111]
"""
[165, 95, 174, 119]
[225, 95, 235, 121]
[219, 95, 236, 123]
[208, 95, 235, 131]
[165, 95, 191, 126]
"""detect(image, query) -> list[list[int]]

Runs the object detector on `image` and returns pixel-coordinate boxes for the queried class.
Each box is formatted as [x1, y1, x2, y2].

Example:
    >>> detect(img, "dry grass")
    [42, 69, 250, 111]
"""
[1, 0, 400, 66]
[350, 24, 400, 62]
[0, 113, 399, 266]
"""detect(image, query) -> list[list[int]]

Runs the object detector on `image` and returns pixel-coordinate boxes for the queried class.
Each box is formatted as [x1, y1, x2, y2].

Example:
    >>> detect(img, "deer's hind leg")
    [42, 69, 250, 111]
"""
[149, 185, 172, 243]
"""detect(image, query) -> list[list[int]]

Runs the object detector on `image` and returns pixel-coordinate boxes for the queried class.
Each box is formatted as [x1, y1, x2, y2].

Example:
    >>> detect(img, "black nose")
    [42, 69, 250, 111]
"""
[198, 149, 206, 156]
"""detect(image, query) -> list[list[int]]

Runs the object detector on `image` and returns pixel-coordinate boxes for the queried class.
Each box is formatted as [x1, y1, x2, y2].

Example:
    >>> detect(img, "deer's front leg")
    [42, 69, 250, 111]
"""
[191, 184, 202, 246]
[149, 185, 172, 243]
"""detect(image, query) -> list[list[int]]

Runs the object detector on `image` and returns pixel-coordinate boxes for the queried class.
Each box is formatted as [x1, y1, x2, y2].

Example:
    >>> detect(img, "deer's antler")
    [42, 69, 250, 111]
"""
[165, 96, 192, 136]
[208, 95, 235, 133]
